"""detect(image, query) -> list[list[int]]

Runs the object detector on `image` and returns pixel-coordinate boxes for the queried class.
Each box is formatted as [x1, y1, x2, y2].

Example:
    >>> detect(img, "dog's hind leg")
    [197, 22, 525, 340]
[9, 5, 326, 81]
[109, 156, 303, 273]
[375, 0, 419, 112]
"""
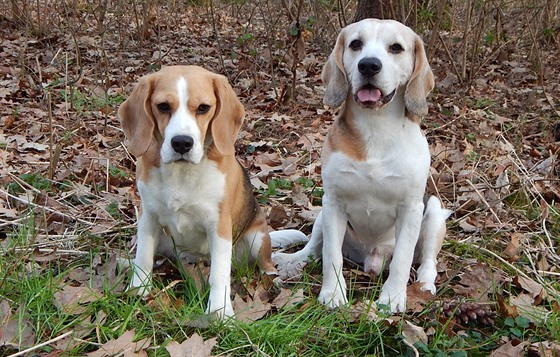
[272, 212, 325, 279]
[415, 196, 452, 293]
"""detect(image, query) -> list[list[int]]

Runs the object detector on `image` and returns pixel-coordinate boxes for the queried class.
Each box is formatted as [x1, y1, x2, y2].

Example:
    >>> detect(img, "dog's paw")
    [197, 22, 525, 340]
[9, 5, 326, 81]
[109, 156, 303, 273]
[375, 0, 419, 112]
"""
[318, 285, 348, 309]
[419, 282, 436, 294]
[416, 262, 437, 294]
[378, 284, 407, 313]
[127, 283, 151, 297]
[206, 300, 234, 320]
[272, 252, 308, 279]
[128, 274, 152, 297]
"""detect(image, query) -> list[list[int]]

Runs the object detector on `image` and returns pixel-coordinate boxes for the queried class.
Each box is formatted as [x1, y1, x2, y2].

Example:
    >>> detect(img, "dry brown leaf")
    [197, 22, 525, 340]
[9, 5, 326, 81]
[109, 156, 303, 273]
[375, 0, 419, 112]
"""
[513, 275, 547, 300]
[272, 288, 306, 309]
[490, 339, 529, 357]
[510, 293, 549, 324]
[86, 329, 151, 357]
[232, 294, 271, 323]
[406, 282, 437, 313]
[53, 311, 108, 351]
[503, 233, 521, 261]
[165, 333, 217, 357]
[269, 204, 289, 229]
[497, 294, 518, 319]
[452, 263, 497, 300]
[346, 300, 379, 323]
[180, 260, 211, 293]
[0, 300, 36, 348]
[53, 285, 102, 314]
[402, 320, 428, 346]
[529, 340, 560, 356]
[401, 320, 428, 357]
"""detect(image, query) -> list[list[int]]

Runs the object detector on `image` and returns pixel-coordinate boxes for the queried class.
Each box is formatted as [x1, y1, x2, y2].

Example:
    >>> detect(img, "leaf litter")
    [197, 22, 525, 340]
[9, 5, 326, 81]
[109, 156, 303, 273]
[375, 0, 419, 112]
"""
[0, 1, 559, 355]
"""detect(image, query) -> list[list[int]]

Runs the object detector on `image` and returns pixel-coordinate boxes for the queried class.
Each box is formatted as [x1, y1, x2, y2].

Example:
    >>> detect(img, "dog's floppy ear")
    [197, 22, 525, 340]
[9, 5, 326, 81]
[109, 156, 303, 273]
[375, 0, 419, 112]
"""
[118, 75, 156, 157]
[211, 75, 245, 156]
[404, 36, 434, 116]
[322, 28, 349, 108]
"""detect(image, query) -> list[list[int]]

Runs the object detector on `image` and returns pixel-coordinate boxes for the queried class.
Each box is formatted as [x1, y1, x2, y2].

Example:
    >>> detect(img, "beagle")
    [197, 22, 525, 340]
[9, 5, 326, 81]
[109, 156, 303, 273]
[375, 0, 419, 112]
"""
[118, 65, 306, 319]
[273, 20, 452, 313]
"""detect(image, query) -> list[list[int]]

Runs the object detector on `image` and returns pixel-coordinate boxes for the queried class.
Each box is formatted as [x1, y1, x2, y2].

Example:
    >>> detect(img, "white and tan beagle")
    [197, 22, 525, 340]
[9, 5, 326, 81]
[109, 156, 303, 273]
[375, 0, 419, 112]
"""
[118, 65, 306, 319]
[273, 20, 452, 313]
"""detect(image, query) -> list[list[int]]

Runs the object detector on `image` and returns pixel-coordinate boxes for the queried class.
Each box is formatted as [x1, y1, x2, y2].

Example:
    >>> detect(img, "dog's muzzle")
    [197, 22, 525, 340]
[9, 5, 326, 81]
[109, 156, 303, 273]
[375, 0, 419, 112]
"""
[354, 86, 396, 108]
[171, 135, 194, 155]
[354, 57, 395, 108]
[166, 135, 197, 163]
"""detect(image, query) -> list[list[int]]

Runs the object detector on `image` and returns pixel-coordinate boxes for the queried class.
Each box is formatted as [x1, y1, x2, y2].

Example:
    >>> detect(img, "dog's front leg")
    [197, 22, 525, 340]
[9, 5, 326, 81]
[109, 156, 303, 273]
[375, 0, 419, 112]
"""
[130, 211, 161, 296]
[378, 201, 424, 312]
[318, 196, 348, 308]
[206, 234, 234, 319]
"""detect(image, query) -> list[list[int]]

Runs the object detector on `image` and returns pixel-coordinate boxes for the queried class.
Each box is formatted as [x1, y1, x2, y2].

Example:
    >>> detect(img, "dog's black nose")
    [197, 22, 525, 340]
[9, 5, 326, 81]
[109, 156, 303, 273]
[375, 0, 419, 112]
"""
[358, 57, 382, 77]
[171, 135, 194, 154]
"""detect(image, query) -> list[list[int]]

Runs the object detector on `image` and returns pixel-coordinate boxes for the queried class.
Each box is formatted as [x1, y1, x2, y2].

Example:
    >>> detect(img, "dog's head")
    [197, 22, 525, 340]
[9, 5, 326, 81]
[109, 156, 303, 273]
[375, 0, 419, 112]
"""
[322, 19, 434, 116]
[118, 65, 244, 164]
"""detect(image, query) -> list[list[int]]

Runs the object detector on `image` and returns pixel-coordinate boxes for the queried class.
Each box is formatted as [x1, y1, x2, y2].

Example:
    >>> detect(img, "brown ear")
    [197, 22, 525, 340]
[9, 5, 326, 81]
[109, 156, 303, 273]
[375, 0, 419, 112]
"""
[322, 28, 348, 108]
[118, 76, 155, 157]
[404, 36, 434, 116]
[211, 75, 245, 156]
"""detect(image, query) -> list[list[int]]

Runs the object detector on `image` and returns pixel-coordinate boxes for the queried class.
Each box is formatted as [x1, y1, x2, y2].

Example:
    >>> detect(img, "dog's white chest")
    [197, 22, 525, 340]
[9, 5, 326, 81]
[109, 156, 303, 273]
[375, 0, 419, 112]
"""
[323, 128, 430, 239]
[138, 159, 226, 255]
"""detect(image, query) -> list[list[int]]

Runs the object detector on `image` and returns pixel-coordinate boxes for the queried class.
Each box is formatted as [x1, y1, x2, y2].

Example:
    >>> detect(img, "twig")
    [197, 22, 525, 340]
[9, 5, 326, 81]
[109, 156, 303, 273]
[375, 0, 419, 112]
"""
[10, 248, 90, 256]
[1, 189, 94, 226]
[8, 330, 74, 357]
[460, 0, 473, 82]
[208, 0, 226, 75]
[541, 85, 560, 119]
[239, 327, 270, 357]
[470, 243, 559, 301]
[465, 179, 502, 225]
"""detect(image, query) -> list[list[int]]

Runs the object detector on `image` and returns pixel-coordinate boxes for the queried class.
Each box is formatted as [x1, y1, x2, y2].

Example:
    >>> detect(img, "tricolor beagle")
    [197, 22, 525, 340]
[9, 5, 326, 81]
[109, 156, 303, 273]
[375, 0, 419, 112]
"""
[118, 65, 306, 319]
[273, 20, 452, 313]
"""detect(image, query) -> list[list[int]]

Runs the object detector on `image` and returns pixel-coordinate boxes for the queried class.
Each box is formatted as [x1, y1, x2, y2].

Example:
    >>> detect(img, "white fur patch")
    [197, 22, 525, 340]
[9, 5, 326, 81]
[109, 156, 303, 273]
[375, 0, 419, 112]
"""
[160, 77, 204, 164]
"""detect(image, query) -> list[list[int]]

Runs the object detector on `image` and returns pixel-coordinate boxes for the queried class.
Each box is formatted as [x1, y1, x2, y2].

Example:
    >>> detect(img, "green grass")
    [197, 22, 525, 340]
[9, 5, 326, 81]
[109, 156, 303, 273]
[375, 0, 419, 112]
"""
[3, 215, 559, 357]
[2, 177, 560, 356]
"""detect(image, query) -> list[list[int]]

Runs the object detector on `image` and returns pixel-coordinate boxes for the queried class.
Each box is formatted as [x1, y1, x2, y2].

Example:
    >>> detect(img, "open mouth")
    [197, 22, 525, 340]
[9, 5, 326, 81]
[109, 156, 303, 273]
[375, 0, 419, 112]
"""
[354, 85, 395, 107]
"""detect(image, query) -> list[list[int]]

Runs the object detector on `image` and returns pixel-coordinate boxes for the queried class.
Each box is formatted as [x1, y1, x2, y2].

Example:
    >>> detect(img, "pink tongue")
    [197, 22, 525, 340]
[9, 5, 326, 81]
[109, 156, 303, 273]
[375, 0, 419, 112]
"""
[357, 88, 381, 102]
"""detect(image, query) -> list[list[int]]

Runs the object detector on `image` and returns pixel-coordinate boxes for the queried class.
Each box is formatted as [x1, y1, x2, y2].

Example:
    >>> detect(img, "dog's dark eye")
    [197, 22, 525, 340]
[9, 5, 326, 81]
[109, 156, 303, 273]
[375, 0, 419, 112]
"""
[156, 102, 171, 113]
[196, 104, 211, 115]
[349, 39, 363, 51]
[389, 43, 404, 54]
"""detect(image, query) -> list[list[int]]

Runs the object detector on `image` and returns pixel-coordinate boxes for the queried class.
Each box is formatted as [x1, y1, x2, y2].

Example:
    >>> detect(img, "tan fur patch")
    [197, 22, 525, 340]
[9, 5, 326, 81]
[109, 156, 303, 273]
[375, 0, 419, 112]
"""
[324, 109, 366, 164]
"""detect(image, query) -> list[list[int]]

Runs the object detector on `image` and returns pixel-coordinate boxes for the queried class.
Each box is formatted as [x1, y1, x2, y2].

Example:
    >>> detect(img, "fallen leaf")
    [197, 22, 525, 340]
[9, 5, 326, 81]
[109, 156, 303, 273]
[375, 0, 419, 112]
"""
[407, 282, 437, 313]
[497, 294, 518, 318]
[0, 300, 36, 348]
[402, 320, 428, 345]
[401, 320, 428, 356]
[452, 263, 497, 300]
[513, 275, 547, 300]
[232, 294, 271, 323]
[510, 293, 549, 324]
[165, 333, 217, 357]
[53, 285, 102, 314]
[271, 288, 306, 309]
[86, 329, 151, 357]
[490, 339, 528, 357]
[503, 233, 521, 261]
[346, 300, 379, 323]
[269, 204, 289, 229]
[529, 340, 560, 356]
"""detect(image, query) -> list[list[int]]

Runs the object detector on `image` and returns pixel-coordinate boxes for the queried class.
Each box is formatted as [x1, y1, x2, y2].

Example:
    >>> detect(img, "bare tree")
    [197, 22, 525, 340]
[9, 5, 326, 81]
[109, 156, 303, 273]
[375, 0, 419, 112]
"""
[353, 0, 382, 22]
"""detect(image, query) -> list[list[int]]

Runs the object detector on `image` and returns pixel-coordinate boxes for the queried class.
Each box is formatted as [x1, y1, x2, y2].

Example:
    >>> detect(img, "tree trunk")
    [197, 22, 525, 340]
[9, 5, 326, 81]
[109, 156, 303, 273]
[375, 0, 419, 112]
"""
[353, 0, 383, 22]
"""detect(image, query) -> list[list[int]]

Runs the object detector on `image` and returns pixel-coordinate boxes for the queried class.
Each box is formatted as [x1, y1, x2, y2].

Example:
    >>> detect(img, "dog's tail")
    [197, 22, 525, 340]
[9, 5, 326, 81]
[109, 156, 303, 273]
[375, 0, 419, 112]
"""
[269, 229, 308, 248]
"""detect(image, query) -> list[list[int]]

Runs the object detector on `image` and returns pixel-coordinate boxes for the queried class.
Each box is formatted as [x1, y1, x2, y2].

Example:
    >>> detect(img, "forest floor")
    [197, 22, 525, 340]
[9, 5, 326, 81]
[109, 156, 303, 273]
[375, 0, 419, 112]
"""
[1, 2, 560, 356]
